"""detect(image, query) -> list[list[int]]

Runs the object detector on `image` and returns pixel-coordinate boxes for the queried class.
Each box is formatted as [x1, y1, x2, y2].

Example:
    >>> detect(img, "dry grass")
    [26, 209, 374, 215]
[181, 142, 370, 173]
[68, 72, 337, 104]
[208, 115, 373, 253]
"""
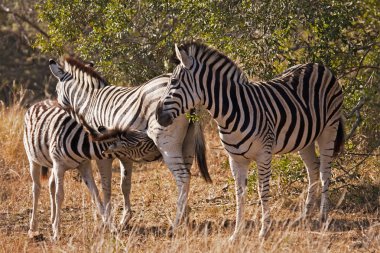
[0, 106, 379, 252]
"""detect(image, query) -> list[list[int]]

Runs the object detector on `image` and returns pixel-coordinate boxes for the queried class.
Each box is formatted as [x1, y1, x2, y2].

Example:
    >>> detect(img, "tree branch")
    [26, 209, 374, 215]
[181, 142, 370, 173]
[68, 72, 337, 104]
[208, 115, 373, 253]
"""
[345, 97, 366, 140]
[0, 4, 50, 39]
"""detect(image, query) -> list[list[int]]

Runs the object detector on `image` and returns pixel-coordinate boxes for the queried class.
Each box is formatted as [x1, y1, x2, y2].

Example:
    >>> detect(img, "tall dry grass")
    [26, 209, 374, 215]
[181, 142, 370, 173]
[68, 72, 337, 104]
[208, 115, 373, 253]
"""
[0, 105, 379, 252]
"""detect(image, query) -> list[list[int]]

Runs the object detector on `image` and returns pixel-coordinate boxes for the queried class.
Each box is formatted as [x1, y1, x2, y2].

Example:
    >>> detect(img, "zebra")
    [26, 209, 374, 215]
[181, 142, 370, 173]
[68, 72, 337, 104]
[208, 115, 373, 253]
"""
[24, 100, 159, 240]
[48, 57, 211, 231]
[156, 42, 344, 240]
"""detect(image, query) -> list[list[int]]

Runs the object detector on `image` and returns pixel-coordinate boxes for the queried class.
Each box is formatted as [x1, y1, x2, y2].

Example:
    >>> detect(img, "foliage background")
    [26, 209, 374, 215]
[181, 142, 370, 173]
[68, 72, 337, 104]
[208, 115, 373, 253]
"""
[1, 0, 378, 150]
[0, 0, 379, 251]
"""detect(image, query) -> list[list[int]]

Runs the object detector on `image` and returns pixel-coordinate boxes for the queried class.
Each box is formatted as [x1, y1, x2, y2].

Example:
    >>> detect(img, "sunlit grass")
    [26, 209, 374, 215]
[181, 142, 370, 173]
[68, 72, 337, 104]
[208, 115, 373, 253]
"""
[0, 106, 379, 252]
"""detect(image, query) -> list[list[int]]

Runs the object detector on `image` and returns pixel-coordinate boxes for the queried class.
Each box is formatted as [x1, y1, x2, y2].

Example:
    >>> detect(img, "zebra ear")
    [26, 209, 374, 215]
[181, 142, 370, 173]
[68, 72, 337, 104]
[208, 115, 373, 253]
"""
[175, 44, 193, 69]
[49, 59, 66, 81]
[85, 61, 95, 68]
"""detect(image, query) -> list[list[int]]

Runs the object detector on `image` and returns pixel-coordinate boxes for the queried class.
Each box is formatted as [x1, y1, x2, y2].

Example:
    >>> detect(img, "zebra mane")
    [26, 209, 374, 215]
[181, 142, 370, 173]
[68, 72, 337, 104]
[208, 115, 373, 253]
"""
[63, 56, 109, 87]
[177, 42, 248, 84]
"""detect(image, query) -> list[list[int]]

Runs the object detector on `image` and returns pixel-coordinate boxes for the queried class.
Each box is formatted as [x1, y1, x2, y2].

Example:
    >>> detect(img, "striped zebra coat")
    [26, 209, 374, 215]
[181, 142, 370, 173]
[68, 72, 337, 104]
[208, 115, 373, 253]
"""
[24, 100, 158, 240]
[48, 57, 211, 230]
[156, 42, 344, 240]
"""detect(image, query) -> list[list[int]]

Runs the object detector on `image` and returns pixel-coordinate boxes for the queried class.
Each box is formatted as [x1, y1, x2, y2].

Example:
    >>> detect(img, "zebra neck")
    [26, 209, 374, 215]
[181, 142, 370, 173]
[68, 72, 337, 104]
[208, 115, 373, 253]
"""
[203, 77, 246, 127]
[68, 86, 104, 126]
[86, 136, 116, 160]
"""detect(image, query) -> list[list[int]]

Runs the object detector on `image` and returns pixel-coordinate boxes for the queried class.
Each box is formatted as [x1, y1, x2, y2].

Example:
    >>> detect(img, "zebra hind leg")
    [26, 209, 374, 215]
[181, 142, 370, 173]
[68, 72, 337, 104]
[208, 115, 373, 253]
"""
[161, 151, 191, 231]
[317, 122, 339, 224]
[299, 143, 320, 219]
[181, 121, 197, 223]
[28, 161, 42, 238]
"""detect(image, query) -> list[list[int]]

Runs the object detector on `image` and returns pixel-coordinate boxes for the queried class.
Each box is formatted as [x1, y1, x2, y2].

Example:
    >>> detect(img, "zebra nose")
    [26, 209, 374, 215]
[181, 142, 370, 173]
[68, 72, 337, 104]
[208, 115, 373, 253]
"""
[156, 101, 173, 127]
[158, 112, 173, 127]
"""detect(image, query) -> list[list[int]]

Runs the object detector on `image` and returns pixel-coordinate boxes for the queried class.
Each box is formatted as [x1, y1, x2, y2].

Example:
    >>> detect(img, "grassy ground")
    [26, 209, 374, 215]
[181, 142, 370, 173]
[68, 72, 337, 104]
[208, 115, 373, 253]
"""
[0, 105, 379, 252]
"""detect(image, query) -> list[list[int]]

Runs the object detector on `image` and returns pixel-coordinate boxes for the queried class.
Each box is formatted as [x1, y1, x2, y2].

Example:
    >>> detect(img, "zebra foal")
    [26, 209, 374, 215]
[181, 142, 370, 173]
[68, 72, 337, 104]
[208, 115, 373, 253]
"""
[24, 100, 158, 240]
[156, 42, 344, 240]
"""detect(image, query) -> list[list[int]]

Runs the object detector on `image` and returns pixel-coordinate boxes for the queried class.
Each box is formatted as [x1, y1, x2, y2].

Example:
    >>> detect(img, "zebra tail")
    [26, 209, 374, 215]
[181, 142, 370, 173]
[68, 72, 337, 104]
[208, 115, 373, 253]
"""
[41, 166, 49, 181]
[333, 117, 345, 157]
[194, 120, 212, 183]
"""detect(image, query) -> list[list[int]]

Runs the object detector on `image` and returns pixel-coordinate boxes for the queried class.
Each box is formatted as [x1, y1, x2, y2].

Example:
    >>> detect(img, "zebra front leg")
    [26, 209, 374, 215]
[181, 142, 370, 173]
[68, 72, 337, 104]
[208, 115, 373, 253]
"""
[77, 161, 105, 219]
[299, 143, 320, 218]
[95, 159, 113, 222]
[28, 161, 42, 238]
[256, 154, 272, 239]
[52, 164, 65, 241]
[228, 157, 249, 242]
[317, 124, 338, 223]
[119, 159, 133, 227]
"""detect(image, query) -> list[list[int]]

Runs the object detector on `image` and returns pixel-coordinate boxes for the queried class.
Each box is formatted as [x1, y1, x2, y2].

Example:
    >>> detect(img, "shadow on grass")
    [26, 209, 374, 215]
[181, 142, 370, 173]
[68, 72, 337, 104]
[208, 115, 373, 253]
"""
[118, 214, 376, 239]
[332, 182, 380, 213]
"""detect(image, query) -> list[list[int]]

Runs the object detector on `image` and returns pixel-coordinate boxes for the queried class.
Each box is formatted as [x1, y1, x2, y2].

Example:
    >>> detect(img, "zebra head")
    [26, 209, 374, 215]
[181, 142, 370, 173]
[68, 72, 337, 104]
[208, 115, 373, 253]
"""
[79, 114, 149, 156]
[156, 44, 203, 127]
[49, 59, 72, 108]
[49, 57, 107, 116]
[88, 126, 149, 156]
[101, 130, 148, 155]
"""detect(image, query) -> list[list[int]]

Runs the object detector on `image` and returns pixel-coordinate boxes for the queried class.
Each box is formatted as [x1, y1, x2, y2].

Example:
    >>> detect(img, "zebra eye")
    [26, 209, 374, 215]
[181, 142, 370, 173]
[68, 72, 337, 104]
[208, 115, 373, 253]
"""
[171, 78, 179, 84]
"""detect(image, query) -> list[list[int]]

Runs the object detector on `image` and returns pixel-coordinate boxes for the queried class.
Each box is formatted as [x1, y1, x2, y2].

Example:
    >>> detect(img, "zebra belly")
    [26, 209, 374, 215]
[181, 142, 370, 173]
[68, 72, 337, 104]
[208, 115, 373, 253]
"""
[30, 155, 53, 168]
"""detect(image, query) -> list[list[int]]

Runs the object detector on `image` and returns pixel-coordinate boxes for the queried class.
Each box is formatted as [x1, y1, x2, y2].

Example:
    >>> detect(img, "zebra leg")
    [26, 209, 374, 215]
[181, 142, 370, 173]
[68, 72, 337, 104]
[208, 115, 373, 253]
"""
[149, 117, 190, 230]
[161, 151, 191, 229]
[119, 159, 133, 227]
[257, 154, 272, 239]
[181, 122, 196, 221]
[317, 123, 338, 223]
[28, 161, 41, 238]
[77, 161, 105, 219]
[95, 159, 113, 222]
[52, 164, 65, 241]
[299, 143, 320, 218]
[229, 157, 249, 241]
[49, 172, 56, 225]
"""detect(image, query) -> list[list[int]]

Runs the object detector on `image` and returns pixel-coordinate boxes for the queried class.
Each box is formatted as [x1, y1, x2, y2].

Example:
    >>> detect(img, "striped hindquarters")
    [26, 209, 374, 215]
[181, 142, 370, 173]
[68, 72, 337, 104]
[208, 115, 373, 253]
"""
[23, 100, 109, 168]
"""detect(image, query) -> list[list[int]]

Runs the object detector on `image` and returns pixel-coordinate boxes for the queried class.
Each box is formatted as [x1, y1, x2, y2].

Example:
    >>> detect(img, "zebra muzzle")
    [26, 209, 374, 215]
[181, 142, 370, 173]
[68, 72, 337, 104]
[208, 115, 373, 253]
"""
[156, 101, 173, 127]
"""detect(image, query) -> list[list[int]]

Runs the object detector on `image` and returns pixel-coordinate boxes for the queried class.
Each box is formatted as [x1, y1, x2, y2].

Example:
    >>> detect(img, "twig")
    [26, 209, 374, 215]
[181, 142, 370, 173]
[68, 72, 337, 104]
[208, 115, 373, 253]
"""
[343, 152, 380, 157]
[345, 97, 366, 140]
[0, 4, 50, 39]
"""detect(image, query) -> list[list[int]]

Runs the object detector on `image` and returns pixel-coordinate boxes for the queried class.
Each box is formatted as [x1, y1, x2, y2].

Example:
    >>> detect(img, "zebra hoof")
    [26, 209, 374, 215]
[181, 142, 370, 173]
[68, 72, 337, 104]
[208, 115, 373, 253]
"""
[119, 211, 133, 228]
[28, 229, 40, 239]
[319, 212, 328, 224]
[259, 225, 270, 240]
[228, 233, 238, 242]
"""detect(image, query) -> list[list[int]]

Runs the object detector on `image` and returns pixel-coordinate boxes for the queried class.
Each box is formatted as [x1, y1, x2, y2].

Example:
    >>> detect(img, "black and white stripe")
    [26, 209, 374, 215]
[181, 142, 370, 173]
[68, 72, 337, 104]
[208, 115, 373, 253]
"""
[48, 57, 211, 230]
[24, 100, 158, 240]
[156, 42, 344, 240]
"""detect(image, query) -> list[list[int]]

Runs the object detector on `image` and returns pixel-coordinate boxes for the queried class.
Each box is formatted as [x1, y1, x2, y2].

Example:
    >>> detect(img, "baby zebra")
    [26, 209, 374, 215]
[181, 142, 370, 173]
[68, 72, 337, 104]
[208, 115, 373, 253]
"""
[23, 100, 159, 240]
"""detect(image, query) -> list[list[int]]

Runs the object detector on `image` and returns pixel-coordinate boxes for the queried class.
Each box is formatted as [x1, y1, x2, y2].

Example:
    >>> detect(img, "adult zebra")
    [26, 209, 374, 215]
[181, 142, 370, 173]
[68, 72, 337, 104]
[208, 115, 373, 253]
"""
[156, 42, 344, 240]
[48, 57, 211, 230]
[24, 100, 159, 240]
